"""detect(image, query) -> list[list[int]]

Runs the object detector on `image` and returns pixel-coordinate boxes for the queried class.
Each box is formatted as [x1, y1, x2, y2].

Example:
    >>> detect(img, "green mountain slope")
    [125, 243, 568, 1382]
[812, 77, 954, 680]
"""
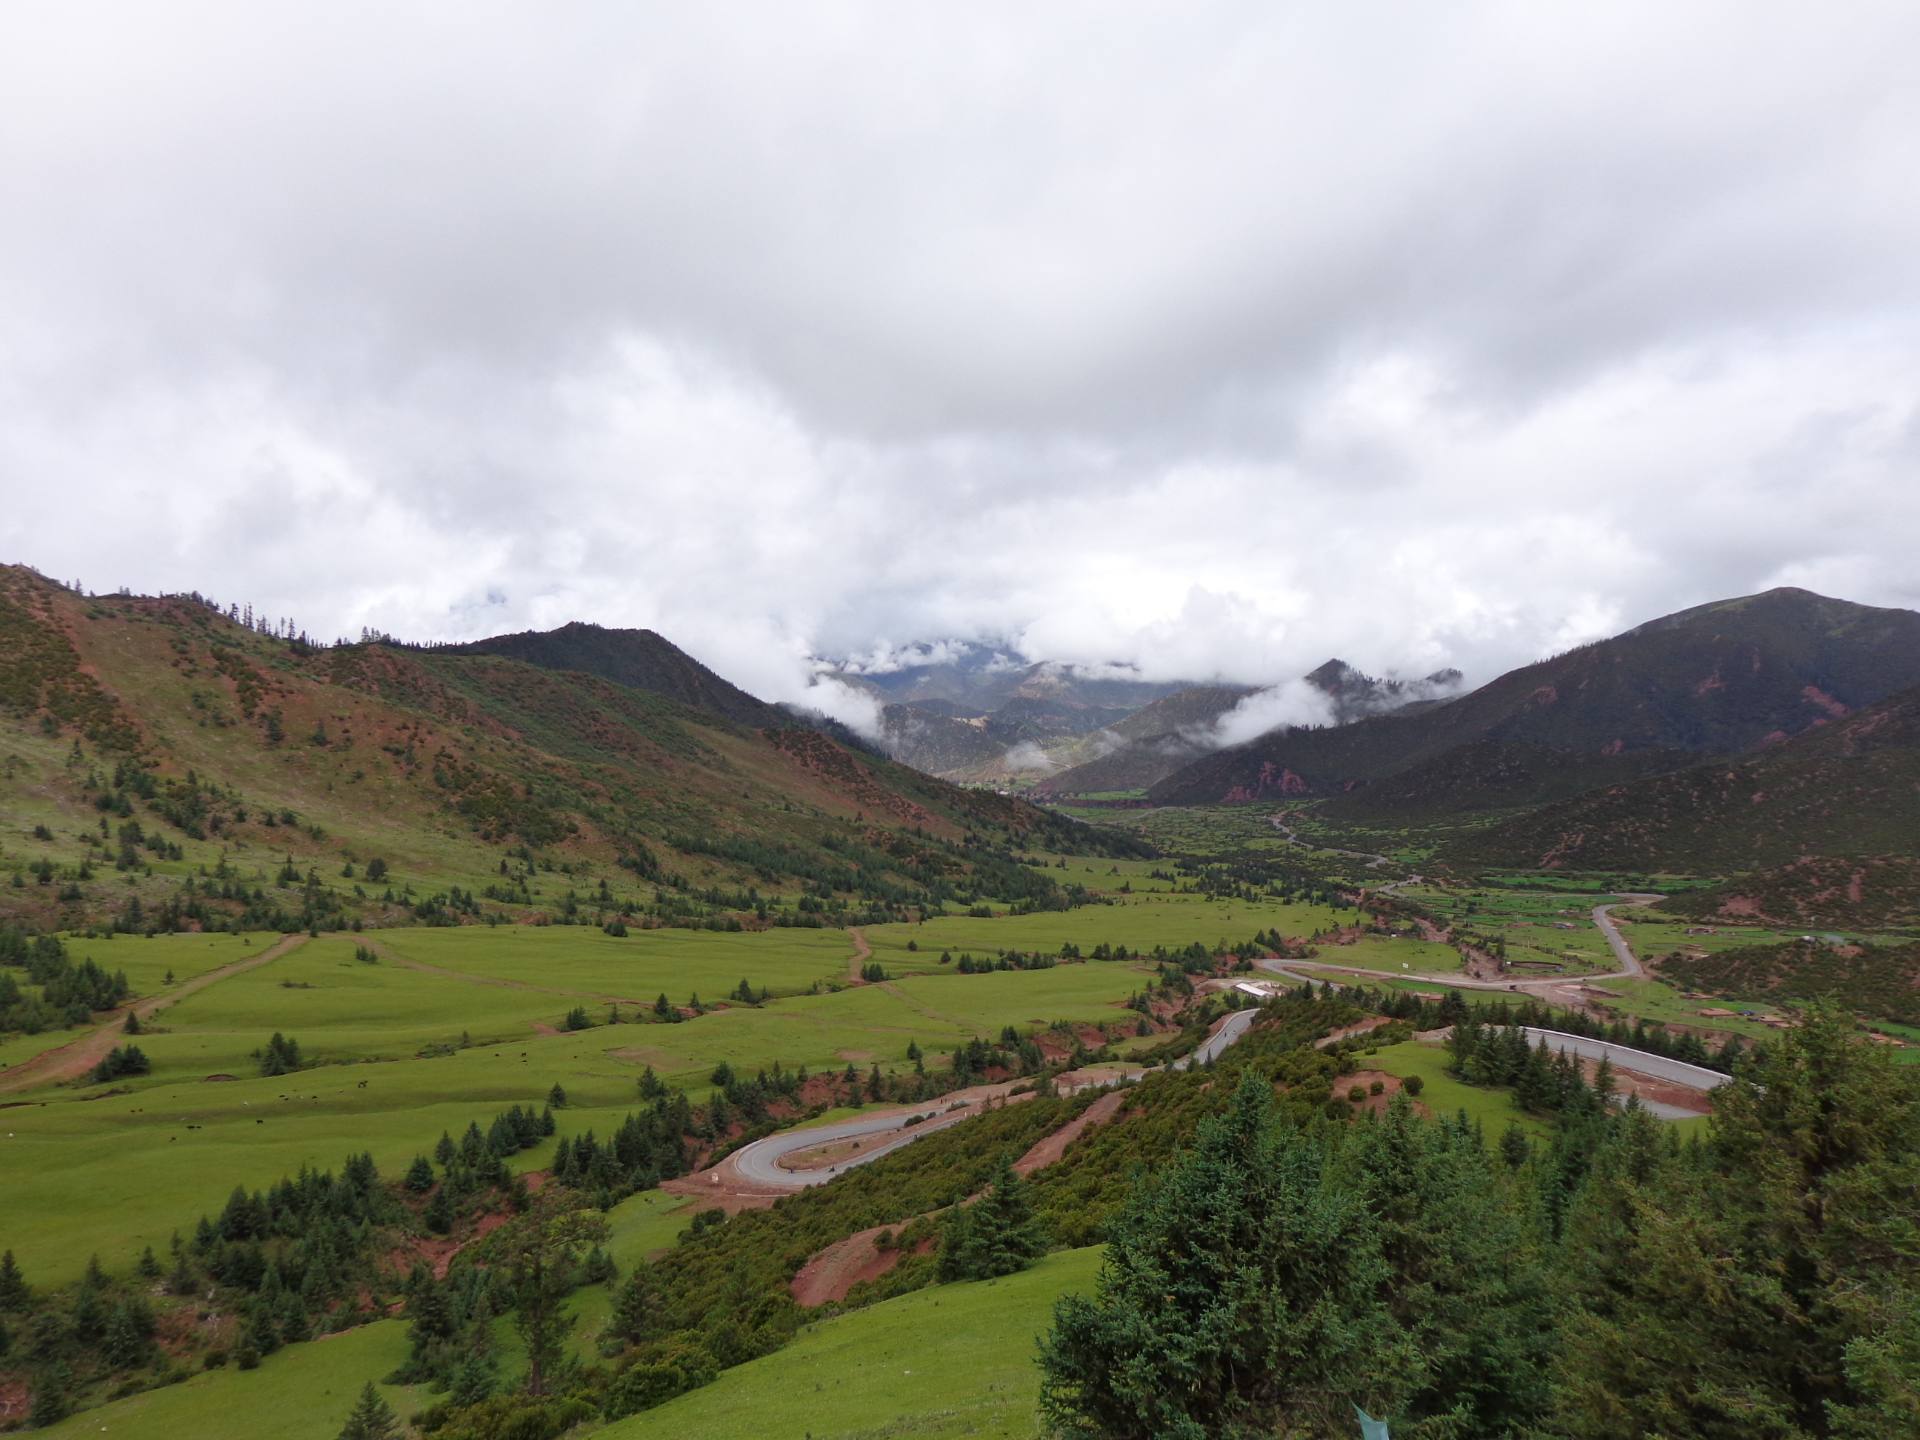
[0, 566, 1136, 935]
[1150, 587, 1920, 807]
[1446, 685, 1920, 873]
[432, 621, 791, 729]
[1658, 937, 1920, 1024]
[1660, 855, 1920, 930]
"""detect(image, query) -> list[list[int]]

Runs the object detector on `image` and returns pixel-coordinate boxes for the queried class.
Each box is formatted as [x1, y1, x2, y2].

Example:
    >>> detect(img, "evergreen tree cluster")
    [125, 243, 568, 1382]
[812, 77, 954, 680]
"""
[0, 926, 130, 1034]
[548, 1091, 697, 1208]
[88, 1043, 150, 1083]
[937, 1158, 1048, 1281]
[1039, 1007, 1920, 1440]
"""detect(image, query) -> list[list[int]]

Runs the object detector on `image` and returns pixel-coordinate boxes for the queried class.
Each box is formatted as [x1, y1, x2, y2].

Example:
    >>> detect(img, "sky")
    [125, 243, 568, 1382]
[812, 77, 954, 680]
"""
[3, 2, 1918, 731]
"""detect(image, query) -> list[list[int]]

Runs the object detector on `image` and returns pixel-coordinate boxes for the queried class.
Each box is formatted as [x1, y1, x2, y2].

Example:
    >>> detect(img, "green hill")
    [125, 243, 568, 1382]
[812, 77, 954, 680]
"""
[434, 621, 792, 730]
[0, 566, 1137, 935]
[1446, 685, 1920, 874]
[1658, 937, 1920, 1024]
[1661, 855, 1920, 930]
[1150, 587, 1920, 807]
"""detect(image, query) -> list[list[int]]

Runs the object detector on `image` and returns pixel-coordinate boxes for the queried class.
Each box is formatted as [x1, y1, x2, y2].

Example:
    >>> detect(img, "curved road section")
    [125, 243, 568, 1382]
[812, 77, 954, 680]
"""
[721, 896, 1693, 1195]
[729, 1097, 993, 1190]
[728, 1007, 1263, 1192]
[1519, 1026, 1728, 1093]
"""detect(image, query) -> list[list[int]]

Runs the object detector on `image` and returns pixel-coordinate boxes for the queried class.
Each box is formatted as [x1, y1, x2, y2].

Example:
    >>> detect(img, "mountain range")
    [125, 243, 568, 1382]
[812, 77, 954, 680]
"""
[7, 563, 1916, 927]
[1147, 587, 1920, 804]
[0, 566, 1134, 934]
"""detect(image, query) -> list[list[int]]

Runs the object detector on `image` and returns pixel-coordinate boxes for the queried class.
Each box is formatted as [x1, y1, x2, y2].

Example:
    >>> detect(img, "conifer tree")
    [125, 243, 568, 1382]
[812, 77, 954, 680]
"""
[939, 1157, 1047, 1282]
[448, 1350, 496, 1407]
[336, 1380, 399, 1440]
[0, 1250, 29, 1311]
[29, 1361, 72, 1428]
[606, 1263, 659, 1349]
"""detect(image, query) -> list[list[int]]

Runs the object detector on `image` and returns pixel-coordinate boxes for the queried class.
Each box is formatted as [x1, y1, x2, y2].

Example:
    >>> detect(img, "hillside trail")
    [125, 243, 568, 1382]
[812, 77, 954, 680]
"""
[0, 932, 310, 1096]
[846, 927, 871, 983]
[363, 937, 651, 1008]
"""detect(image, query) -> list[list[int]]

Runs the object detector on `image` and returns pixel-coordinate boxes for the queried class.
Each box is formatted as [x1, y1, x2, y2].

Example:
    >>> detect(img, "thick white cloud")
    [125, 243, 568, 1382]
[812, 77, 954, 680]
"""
[2, 2, 1917, 709]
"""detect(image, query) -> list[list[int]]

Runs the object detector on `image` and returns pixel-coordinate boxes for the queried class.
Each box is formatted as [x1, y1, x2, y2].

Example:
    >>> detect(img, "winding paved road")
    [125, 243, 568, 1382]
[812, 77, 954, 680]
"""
[725, 1007, 1265, 1191]
[1261, 892, 1662, 998]
[1518, 1027, 1727, 1093]
[729, 1096, 994, 1188]
[714, 875, 1680, 1193]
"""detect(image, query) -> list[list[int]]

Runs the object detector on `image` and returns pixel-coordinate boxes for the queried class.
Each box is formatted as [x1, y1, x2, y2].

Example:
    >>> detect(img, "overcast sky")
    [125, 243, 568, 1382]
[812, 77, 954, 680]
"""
[3, 2, 1917, 725]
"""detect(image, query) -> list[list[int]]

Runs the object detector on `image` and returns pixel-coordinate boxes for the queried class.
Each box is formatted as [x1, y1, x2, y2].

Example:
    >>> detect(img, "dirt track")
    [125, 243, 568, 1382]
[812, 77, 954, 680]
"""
[846, 927, 871, 983]
[0, 932, 310, 1095]
[1012, 1090, 1126, 1174]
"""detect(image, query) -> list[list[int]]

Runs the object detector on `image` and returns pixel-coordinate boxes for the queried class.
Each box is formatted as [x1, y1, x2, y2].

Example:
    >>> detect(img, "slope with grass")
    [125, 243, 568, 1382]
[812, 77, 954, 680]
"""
[1658, 937, 1920, 1025]
[1659, 854, 1920, 930]
[0, 565, 1139, 937]
[595, 1246, 1103, 1440]
[35, 1317, 421, 1440]
[1150, 587, 1920, 807]
[1447, 685, 1920, 874]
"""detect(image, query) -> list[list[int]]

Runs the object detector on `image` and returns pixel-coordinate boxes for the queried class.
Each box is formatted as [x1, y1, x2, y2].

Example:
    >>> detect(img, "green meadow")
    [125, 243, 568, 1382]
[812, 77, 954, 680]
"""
[375, 924, 859, 1001]
[37, 1318, 423, 1440]
[863, 892, 1349, 973]
[598, 1246, 1104, 1440]
[1306, 934, 1463, 975]
[1364, 1040, 1553, 1140]
[0, 921, 1157, 1287]
[437, 1239, 1104, 1437]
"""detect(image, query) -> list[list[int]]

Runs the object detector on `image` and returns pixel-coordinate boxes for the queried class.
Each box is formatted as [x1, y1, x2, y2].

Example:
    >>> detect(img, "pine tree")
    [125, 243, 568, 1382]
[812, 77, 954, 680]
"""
[1591, 1055, 1616, 1106]
[404, 1155, 436, 1192]
[29, 1361, 72, 1428]
[0, 1250, 29, 1311]
[606, 1264, 658, 1349]
[336, 1380, 399, 1440]
[448, 1349, 496, 1407]
[940, 1157, 1047, 1282]
[1499, 1122, 1532, 1170]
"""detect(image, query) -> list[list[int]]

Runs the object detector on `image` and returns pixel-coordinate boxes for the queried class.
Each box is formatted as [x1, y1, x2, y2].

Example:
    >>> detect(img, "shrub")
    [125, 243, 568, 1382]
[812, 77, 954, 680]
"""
[91, 1044, 151, 1083]
[1347, 1086, 1367, 1103]
[1403, 1074, 1425, 1097]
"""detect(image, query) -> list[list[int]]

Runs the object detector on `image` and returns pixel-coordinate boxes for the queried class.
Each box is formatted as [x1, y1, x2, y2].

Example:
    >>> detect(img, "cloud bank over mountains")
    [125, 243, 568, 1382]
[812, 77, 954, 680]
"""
[2, 3, 1917, 717]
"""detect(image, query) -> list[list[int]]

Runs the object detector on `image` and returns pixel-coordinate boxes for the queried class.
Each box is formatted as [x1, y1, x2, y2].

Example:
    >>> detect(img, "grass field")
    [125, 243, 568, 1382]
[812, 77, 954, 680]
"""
[1307, 934, 1463, 975]
[864, 893, 1348, 975]
[1364, 1040, 1552, 1140]
[38, 1317, 421, 1440]
[0, 923, 1157, 1287]
[595, 1246, 1104, 1440]
[1403, 886, 1621, 972]
[377, 925, 859, 1000]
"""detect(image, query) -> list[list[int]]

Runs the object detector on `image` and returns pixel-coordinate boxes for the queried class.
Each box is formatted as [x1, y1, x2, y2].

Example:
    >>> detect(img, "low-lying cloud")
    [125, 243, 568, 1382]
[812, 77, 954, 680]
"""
[1201, 680, 1338, 750]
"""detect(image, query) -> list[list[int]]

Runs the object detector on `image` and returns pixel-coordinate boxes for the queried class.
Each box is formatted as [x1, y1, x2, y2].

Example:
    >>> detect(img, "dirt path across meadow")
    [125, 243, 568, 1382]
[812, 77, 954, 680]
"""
[0, 932, 311, 1095]
[847, 927, 871, 984]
